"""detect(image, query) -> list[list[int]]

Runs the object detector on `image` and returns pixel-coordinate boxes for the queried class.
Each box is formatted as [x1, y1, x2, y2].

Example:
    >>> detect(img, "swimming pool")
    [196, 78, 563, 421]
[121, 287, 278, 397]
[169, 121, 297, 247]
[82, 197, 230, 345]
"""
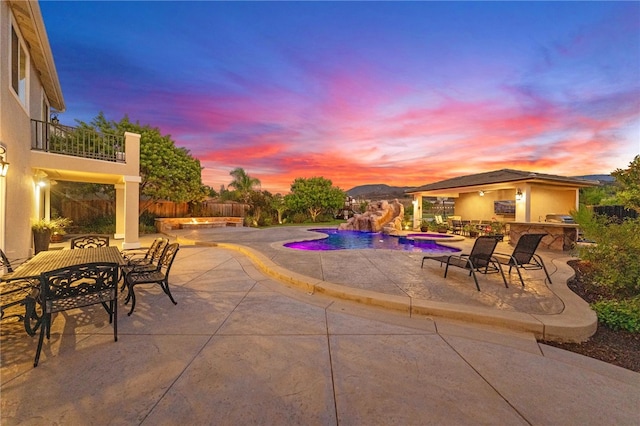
[284, 229, 461, 253]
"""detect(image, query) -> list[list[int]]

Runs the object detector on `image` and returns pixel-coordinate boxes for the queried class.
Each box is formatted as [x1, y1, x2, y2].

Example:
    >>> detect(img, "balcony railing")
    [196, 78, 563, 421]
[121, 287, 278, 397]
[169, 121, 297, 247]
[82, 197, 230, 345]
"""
[31, 119, 126, 163]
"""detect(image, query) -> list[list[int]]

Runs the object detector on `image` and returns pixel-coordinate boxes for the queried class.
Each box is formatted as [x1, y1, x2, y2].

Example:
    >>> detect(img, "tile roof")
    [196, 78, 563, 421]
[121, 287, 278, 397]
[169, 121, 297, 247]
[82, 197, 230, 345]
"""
[406, 169, 599, 193]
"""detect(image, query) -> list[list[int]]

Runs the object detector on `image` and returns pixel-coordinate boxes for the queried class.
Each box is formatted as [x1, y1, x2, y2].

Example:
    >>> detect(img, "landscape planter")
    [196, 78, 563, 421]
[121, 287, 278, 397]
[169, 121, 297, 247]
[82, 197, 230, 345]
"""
[33, 230, 51, 254]
[50, 232, 65, 243]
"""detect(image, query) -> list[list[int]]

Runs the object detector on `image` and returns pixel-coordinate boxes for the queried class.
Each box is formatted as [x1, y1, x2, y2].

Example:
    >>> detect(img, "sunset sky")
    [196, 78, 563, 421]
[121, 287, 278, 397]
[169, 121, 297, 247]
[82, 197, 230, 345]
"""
[40, 1, 640, 194]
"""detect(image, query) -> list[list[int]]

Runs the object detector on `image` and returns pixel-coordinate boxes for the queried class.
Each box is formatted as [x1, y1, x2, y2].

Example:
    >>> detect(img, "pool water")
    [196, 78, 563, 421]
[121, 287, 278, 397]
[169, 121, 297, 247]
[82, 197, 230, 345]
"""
[284, 229, 461, 253]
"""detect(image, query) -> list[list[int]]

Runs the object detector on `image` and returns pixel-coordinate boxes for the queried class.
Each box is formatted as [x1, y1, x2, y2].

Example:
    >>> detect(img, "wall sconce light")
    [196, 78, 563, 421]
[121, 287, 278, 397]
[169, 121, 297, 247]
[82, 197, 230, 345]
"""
[0, 146, 8, 177]
[50, 113, 60, 125]
[34, 170, 48, 187]
[478, 191, 485, 197]
[515, 188, 523, 201]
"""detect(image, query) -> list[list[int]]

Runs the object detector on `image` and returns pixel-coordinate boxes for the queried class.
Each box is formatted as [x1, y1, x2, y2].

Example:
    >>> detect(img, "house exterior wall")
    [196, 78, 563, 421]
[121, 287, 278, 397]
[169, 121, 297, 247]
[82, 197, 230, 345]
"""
[0, 1, 46, 258]
[530, 185, 577, 223]
[1, 0, 143, 258]
[427, 184, 578, 226]
[454, 189, 516, 222]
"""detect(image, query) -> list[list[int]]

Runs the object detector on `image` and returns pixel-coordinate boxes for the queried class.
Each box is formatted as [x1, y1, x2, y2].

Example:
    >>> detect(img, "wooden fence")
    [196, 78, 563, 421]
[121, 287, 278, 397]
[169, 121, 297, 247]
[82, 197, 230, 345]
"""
[60, 199, 246, 225]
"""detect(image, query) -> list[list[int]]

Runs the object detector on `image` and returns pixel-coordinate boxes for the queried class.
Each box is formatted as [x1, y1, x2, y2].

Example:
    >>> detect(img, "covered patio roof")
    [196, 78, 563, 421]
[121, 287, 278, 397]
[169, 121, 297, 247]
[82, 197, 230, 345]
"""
[406, 169, 599, 198]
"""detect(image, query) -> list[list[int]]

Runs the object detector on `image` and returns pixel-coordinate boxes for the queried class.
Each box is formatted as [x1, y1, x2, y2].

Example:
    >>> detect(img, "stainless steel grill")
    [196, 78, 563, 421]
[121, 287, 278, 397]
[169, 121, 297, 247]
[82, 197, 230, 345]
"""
[545, 214, 575, 224]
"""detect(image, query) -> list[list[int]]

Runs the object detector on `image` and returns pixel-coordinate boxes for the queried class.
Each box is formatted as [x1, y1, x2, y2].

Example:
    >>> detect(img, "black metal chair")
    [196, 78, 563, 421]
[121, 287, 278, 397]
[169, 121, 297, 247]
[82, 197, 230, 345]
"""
[451, 220, 464, 235]
[494, 233, 552, 286]
[34, 262, 119, 367]
[124, 243, 179, 316]
[1, 249, 41, 335]
[422, 236, 507, 291]
[70, 235, 110, 249]
[120, 238, 168, 290]
[122, 238, 167, 270]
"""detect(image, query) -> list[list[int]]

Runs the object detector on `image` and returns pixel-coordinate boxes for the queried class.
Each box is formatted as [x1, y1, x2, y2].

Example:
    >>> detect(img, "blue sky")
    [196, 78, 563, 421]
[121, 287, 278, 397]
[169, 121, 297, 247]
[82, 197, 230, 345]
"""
[40, 1, 640, 193]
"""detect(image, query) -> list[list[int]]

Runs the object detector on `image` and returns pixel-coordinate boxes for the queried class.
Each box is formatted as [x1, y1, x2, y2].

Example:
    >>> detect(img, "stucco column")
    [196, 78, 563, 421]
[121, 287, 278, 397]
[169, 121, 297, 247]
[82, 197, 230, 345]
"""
[44, 185, 51, 221]
[122, 175, 141, 250]
[515, 184, 532, 222]
[412, 195, 423, 229]
[121, 131, 141, 249]
[114, 183, 125, 239]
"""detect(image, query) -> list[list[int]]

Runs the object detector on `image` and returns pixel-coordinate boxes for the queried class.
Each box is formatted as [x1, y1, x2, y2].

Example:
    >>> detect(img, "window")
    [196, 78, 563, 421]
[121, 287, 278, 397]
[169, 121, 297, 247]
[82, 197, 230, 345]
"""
[11, 25, 28, 106]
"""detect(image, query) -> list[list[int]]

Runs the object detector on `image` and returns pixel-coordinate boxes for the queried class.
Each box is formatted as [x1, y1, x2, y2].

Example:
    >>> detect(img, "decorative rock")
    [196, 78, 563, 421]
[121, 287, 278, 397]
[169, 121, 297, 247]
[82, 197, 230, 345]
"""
[339, 200, 405, 233]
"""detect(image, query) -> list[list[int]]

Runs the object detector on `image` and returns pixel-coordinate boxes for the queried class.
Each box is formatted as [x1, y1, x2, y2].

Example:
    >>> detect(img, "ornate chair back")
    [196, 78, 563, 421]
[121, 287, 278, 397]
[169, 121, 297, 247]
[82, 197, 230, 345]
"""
[70, 235, 110, 249]
[34, 262, 119, 367]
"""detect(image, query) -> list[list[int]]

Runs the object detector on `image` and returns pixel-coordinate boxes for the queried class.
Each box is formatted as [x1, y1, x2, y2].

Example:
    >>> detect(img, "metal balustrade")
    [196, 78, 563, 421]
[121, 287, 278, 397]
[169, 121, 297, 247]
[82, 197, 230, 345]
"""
[31, 119, 126, 163]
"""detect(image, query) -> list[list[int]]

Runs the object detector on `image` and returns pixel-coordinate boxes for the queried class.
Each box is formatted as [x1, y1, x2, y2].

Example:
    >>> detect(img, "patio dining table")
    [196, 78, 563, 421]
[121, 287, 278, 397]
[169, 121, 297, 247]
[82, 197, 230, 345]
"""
[3, 246, 126, 281]
[1, 246, 125, 335]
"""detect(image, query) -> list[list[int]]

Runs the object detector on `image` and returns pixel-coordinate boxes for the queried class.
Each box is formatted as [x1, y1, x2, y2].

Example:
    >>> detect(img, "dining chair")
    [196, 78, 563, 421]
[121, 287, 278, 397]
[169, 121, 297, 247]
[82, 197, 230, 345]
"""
[34, 262, 119, 367]
[120, 238, 168, 290]
[1, 249, 41, 336]
[124, 243, 180, 316]
[70, 235, 110, 249]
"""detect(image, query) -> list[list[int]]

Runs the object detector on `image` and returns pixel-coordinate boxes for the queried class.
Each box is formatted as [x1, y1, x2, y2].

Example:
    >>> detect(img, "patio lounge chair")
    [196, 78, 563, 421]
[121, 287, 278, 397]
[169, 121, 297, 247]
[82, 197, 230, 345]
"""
[70, 235, 110, 249]
[421, 236, 507, 291]
[493, 233, 552, 286]
[124, 243, 179, 316]
[34, 262, 119, 367]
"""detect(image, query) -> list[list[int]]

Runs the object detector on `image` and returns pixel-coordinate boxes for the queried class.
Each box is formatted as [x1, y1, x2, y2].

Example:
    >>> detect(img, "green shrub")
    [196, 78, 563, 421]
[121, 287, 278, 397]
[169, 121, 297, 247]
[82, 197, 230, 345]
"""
[244, 215, 258, 227]
[576, 214, 640, 298]
[291, 213, 308, 224]
[591, 297, 640, 333]
[316, 213, 335, 222]
[79, 215, 115, 234]
[139, 211, 157, 227]
[139, 224, 156, 234]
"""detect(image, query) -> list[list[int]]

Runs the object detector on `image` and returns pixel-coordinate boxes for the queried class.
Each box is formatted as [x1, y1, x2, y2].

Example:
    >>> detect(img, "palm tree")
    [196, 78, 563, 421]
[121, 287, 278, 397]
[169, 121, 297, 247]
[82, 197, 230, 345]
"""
[228, 167, 261, 203]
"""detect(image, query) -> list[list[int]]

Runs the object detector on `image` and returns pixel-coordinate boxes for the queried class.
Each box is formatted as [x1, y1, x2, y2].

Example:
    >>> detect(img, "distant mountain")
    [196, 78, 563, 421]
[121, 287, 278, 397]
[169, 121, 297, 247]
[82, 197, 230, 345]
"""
[575, 174, 614, 183]
[346, 184, 413, 200]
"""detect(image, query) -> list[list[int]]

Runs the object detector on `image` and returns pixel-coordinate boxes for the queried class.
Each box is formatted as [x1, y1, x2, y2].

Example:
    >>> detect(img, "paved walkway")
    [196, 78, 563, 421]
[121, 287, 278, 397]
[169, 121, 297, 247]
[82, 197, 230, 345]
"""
[1, 230, 638, 424]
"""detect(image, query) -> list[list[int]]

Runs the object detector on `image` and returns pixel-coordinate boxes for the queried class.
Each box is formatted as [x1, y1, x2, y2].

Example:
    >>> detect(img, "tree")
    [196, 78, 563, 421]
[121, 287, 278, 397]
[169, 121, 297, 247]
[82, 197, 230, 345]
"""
[245, 190, 273, 227]
[203, 185, 218, 198]
[270, 193, 287, 224]
[78, 113, 208, 214]
[579, 185, 618, 207]
[285, 177, 345, 222]
[228, 167, 261, 204]
[611, 155, 640, 213]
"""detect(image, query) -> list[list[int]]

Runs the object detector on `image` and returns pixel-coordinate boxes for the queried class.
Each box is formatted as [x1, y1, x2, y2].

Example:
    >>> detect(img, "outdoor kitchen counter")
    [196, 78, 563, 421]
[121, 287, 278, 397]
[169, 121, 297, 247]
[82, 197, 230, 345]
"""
[508, 222, 579, 251]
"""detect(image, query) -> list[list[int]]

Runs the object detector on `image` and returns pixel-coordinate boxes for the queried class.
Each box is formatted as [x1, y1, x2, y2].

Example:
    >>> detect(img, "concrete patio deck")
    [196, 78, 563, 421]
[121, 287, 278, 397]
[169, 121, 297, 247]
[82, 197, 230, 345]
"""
[170, 226, 596, 342]
[1, 229, 638, 424]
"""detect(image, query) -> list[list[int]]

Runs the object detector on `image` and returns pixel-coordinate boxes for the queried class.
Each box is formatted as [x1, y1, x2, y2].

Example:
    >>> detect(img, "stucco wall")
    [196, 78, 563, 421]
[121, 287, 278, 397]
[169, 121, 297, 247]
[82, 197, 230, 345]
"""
[454, 189, 515, 222]
[0, 2, 46, 258]
[530, 185, 576, 222]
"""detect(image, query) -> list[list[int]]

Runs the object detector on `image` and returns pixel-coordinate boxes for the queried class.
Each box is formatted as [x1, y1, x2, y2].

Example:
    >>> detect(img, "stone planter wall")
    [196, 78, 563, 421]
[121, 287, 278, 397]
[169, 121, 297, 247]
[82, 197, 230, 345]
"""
[155, 217, 243, 233]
